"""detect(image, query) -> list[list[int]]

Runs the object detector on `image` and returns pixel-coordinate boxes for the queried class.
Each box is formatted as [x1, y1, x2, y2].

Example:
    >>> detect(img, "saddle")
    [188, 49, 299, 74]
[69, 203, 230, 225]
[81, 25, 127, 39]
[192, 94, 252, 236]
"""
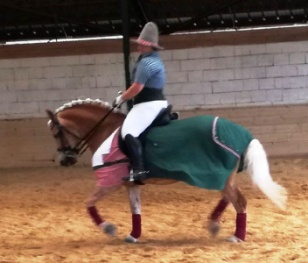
[118, 105, 179, 160]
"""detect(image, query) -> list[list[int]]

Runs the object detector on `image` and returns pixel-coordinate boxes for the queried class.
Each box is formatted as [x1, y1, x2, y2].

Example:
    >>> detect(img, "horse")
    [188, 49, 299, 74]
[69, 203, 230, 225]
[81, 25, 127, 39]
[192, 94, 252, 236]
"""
[46, 98, 287, 243]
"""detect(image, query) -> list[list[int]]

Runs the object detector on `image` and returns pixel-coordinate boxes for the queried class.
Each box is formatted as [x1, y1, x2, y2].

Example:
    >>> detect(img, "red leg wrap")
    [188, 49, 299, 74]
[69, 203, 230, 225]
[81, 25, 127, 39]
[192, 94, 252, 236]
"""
[87, 206, 103, 226]
[210, 198, 230, 221]
[234, 213, 247, 241]
[130, 214, 141, 239]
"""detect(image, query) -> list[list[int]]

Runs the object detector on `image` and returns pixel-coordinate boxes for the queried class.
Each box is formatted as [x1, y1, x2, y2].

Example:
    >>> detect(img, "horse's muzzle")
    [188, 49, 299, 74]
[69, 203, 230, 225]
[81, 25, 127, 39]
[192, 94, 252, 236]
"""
[59, 151, 78, 167]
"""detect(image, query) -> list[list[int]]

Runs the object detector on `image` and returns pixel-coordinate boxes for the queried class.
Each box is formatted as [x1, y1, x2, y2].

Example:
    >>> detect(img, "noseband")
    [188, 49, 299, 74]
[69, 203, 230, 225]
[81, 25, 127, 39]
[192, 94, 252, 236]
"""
[50, 117, 80, 154]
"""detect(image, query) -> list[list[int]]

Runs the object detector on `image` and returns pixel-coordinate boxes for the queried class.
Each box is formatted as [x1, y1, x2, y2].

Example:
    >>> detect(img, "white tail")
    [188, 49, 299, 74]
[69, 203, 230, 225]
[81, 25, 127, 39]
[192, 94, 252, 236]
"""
[244, 139, 287, 210]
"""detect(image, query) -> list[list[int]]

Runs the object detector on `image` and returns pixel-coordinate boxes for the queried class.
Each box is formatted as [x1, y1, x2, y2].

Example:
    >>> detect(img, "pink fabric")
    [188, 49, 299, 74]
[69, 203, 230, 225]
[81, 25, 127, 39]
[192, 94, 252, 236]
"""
[94, 130, 130, 188]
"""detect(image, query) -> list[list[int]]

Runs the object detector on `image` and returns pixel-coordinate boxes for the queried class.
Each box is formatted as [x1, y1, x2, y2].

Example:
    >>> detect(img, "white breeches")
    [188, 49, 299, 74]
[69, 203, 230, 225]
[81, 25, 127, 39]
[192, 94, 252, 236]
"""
[121, 100, 168, 138]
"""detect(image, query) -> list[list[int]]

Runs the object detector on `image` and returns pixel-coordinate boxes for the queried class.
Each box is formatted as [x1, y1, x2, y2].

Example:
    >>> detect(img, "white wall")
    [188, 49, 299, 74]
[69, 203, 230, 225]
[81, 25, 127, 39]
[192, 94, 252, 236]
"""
[1, 40, 308, 119]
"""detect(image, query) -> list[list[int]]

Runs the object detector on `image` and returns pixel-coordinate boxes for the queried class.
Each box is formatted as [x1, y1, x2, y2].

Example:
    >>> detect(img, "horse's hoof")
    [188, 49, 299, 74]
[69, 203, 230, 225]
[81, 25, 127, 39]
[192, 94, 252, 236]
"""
[208, 221, 220, 236]
[226, 235, 243, 243]
[124, 235, 138, 243]
[101, 222, 117, 237]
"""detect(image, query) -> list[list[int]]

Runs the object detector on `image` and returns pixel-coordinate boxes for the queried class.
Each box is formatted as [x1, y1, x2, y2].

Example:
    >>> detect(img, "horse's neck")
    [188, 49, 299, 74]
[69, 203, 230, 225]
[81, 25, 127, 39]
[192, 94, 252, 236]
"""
[87, 113, 124, 153]
[60, 106, 125, 154]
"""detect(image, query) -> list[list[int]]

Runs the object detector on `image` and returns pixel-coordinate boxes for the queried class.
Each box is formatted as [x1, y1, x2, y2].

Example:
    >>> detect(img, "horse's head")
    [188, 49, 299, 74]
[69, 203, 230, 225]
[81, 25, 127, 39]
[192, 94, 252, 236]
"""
[46, 109, 79, 166]
[46, 98, 125, 167]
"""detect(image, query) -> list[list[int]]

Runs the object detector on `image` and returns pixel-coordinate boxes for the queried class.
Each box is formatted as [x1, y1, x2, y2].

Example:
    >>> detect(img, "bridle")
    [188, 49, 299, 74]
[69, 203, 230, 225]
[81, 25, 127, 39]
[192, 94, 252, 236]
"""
[49, 115, 80, 152]
[47, 106, 117, 166]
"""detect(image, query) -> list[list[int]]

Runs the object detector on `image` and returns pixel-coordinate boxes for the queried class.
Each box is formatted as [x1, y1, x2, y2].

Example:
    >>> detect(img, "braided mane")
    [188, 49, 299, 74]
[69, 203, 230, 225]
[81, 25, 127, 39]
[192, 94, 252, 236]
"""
[55, 98, 121, 114]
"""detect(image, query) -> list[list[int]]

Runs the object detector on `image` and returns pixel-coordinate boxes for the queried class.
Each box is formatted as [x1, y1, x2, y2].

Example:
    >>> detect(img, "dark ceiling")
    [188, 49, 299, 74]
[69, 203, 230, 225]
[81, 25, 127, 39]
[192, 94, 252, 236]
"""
[0, 0, 307, 43]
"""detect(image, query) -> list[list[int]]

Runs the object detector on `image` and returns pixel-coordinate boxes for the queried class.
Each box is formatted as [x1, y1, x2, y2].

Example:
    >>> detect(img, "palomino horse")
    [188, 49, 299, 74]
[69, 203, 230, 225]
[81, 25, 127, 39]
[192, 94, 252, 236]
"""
[46, 98, 287, 243]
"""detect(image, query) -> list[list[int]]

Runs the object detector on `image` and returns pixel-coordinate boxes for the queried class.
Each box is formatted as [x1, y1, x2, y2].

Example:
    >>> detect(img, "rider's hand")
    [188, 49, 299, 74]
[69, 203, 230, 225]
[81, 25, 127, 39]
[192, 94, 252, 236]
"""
[112, 95, 124, 108]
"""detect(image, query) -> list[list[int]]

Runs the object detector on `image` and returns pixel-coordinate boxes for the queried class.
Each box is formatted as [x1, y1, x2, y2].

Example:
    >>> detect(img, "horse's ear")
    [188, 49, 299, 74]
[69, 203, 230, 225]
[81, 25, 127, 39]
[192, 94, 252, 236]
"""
[46, 109, 56, 122]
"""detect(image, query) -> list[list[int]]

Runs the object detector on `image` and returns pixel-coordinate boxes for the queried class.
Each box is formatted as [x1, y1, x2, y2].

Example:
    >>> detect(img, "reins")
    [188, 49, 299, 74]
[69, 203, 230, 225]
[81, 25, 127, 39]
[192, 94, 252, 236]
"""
[73, 105, 117, 155]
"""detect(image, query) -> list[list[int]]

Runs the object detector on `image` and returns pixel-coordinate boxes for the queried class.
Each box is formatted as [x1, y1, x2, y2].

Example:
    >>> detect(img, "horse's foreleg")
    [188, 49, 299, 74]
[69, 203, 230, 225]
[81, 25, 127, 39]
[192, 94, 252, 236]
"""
[125, 185, 141, 243]
[223, 173, 247, 242]
[86, 186, 119, 237]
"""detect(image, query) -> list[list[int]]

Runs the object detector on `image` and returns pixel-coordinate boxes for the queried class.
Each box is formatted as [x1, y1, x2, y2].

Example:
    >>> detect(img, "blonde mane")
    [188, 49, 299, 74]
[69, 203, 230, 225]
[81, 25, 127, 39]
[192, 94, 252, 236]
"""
[55, 98, 123, 114]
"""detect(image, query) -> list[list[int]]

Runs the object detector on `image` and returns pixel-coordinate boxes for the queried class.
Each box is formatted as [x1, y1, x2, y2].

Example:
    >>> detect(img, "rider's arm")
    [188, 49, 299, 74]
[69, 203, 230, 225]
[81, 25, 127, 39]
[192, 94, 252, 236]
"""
[120, 58, 152, 101]
[121, 82, 144, 101]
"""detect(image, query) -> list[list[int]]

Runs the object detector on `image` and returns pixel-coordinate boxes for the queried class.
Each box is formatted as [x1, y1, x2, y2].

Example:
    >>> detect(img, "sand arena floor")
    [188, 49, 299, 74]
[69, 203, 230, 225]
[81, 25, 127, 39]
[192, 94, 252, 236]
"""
[0, 157, 307, 263]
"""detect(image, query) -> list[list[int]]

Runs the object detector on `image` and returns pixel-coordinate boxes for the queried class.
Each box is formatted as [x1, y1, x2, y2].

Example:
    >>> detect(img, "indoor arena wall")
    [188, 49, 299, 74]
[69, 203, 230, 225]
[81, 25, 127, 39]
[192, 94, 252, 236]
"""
[0, 26, 307, 167]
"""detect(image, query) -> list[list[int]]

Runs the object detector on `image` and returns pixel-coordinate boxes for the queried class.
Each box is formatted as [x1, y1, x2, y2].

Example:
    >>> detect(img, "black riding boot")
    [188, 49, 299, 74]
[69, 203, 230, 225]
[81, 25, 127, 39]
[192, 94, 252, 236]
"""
[123, 134, 148, 184]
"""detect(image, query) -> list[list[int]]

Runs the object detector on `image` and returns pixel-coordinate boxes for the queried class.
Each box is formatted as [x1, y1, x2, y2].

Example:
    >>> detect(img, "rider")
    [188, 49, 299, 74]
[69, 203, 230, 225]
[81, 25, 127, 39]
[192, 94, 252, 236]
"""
[113, 22, 168, 183]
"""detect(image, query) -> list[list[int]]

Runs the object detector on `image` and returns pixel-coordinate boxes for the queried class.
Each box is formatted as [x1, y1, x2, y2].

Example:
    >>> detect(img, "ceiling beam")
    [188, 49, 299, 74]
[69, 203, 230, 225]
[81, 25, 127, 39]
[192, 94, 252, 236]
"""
[0, 2, 116, 36]
[132, 0, 150, 25]
[161, 0, 246, 34]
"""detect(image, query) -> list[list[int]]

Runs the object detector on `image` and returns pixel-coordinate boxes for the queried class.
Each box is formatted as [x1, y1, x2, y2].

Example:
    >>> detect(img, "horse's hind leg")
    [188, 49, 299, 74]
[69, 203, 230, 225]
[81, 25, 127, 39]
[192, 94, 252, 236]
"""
[124, 185, 141, 243]
[86, 186, 120, 237]
[208, 197, 230, 236]
[223, 171, 247, 242]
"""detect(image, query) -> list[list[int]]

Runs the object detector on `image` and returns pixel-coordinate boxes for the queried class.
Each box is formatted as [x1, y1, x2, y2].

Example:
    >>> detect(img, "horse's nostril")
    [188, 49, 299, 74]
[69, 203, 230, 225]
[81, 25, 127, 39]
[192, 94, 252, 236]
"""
[60, 159, 69, 167]
[59, 154, 77, 167]
[67, 155, 77, 165]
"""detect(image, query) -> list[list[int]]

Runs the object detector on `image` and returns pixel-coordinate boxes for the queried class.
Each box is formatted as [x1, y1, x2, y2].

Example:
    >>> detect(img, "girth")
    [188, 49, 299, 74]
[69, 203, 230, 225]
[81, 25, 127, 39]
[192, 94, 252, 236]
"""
[93, 158, 129, 170]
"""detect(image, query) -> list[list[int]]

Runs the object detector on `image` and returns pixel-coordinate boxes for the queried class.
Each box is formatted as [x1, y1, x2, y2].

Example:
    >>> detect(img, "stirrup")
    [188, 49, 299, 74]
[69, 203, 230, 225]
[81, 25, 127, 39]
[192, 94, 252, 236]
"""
[123, 169, 148, 184]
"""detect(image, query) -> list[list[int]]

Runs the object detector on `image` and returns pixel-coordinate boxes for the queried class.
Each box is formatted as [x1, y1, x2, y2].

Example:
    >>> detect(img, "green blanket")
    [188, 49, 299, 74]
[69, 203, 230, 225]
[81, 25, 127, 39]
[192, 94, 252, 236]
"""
[143, 115, 253, 190]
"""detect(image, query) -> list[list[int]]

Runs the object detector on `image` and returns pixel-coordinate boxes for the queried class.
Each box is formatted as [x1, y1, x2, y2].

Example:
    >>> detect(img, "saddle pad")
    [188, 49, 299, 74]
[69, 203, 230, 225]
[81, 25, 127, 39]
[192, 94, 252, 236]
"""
[143, 115, 254, 190]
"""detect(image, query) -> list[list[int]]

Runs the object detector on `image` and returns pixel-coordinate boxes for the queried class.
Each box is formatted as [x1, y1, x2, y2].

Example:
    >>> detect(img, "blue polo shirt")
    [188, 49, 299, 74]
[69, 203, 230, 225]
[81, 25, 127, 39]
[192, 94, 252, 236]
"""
[132, 51, 165, 90]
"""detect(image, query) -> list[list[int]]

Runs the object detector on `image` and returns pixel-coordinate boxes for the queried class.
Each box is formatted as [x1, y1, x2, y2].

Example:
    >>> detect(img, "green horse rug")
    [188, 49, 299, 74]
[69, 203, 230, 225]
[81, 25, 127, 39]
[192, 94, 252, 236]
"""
[143, 115, 254, 190]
